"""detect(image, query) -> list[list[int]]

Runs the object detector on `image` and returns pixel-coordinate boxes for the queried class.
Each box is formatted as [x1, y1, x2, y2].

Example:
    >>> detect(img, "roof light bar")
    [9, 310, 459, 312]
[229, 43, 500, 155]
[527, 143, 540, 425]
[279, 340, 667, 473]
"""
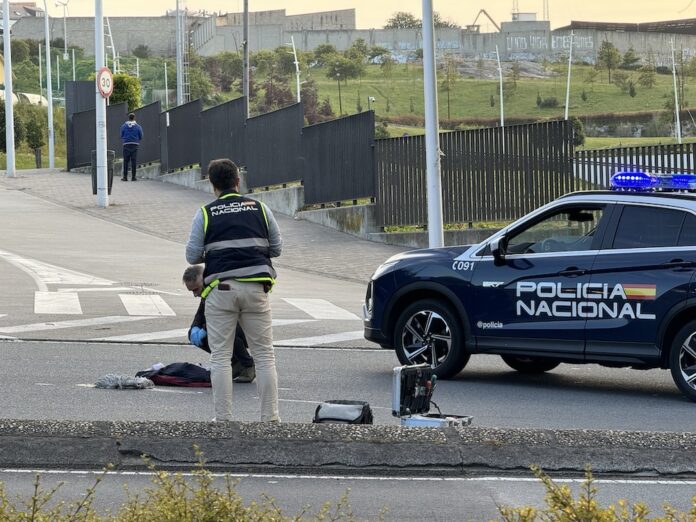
[610, 171, 696, 192]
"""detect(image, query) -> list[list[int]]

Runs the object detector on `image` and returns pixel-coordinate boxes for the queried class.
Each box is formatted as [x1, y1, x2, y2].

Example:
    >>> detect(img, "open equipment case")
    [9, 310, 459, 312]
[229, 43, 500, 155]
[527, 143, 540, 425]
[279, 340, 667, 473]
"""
[392, 363, 472, 427]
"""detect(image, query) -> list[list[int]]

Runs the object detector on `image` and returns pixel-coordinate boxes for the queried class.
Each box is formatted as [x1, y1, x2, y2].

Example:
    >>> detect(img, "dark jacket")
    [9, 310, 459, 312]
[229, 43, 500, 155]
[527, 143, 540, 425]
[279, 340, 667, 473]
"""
[120, 121, 143, 145]
[188, 299, 252, 366]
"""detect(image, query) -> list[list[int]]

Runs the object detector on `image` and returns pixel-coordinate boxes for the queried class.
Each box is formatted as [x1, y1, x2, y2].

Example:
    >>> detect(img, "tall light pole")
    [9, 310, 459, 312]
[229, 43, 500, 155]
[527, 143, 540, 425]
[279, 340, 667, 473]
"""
[4, 0, 16, 177]
[422, 0, 444, 248]
[336, 66, 342, 115]
[175, 0, 183, 105]
[564, 31, 574, 121]
[671, 38, 682, 145]
[42, 0, 55, 168]
[242, 0, 249, 118]
[95, 0, 108, 207]
[55, 0, 69, 59]
[495, 45, 504, 127]
[288, 35, 300, 103]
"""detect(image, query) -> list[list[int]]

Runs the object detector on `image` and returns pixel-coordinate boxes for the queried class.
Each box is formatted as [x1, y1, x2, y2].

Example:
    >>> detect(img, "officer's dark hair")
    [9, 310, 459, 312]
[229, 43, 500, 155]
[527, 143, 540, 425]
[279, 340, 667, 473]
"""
[128, 113, 136, 120]
[207, 159, 239, 192]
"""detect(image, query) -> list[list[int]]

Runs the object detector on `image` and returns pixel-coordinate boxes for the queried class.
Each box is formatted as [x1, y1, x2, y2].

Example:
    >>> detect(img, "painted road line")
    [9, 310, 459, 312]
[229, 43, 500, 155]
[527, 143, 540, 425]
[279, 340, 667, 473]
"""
[274, 330, 365, 346]
[34, 291, 82, 315]
[282, 298, 360, 320]
[119, 295, 176, 316]
[58, 287, 133, 293]
[0, 316, 152, 334]
[91, 328, 189, 342]
[90, 319, 316, 342]
[0, 249, 113, 288]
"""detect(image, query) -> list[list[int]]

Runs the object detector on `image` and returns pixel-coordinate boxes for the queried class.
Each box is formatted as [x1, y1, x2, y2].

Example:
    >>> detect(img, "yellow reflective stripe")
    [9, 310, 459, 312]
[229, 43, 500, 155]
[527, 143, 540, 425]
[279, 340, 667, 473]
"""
[260, 202, 269, 228]
[200, 279, 220, 299]
[219, 193, 241, 199]
[237, 276, 276, 285]
[201, 206, 209, 233]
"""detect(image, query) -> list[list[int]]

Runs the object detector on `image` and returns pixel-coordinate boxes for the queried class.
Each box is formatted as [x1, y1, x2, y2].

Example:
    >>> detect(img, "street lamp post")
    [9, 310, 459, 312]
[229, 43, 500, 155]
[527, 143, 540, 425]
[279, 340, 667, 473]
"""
[336, 68, 342, 115]
[4, 0, 16, 177]
[42, 0, 55, 169]
[367, 96, 375, 112]
[288, 35, 300, 103]
[56, 0, 69, 60]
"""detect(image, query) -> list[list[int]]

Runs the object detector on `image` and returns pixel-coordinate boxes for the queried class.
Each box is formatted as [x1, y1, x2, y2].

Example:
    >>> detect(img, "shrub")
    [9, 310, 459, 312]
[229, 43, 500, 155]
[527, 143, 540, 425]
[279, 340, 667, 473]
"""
[497, 465, 696, 522]
[539, 96, 559, 108]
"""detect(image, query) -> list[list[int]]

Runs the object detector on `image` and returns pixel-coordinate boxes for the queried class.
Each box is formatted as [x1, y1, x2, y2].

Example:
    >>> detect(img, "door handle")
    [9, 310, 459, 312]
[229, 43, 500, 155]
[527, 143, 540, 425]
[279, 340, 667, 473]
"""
[559, 267, 587, 277]
[662, 259, 695, 269]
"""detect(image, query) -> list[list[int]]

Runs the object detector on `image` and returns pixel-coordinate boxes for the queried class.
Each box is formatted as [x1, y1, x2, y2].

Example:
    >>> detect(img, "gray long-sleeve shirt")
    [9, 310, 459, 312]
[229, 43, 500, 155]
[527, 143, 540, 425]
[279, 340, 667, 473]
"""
[185, 201, 283, 265]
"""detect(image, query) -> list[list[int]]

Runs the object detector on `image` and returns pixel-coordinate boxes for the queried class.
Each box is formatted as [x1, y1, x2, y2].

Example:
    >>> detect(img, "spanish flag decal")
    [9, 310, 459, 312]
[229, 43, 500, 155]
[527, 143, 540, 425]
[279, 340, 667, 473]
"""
[622, 284, 657, 300]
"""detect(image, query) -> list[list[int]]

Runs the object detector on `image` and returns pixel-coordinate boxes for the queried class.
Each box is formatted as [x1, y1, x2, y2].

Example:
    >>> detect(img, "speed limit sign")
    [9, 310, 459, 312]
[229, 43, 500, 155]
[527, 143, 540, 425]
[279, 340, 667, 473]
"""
[96, 67, 114, 98]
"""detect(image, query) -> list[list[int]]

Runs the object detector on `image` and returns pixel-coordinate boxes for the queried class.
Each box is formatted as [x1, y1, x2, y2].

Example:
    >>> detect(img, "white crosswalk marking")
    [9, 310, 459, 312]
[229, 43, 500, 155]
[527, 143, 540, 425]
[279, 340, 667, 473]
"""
[119, 295, 176, 316]
[91, 328, 190, 342]
[34, 291, 82, 315]
[275, 330, 365, 346]
[282, 298, 360, 320]
[91, 319, 315, 342]
[0, 249, 114, 288]
[0, 316, 152, 334]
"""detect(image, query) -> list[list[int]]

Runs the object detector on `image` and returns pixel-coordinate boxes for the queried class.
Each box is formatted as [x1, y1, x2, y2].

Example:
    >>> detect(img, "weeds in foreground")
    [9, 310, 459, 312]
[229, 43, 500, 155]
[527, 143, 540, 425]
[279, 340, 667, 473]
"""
[497, 465, 696, 522]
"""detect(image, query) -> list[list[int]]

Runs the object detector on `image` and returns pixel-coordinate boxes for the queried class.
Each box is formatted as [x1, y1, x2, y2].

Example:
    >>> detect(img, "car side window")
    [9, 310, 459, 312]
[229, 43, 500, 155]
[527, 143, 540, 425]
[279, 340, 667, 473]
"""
[612, 206, 685, 249]
[505, 206, 605, 255]
[677, 213, 696, 247]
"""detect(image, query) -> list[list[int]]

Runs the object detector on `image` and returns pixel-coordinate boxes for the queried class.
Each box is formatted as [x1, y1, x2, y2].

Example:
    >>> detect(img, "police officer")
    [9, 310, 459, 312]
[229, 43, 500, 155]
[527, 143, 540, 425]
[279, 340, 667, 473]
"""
[185, 159, 282, 422]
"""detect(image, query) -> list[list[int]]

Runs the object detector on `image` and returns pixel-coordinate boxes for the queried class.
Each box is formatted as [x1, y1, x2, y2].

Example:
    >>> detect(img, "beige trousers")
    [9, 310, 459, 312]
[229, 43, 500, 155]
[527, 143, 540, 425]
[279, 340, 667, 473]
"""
[205, 280, 279, 422]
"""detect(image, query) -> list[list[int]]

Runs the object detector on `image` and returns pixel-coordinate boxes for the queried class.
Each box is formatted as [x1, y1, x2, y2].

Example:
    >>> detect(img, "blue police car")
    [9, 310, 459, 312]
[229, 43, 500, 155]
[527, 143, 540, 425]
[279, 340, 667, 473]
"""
[363, 172, 696, 402]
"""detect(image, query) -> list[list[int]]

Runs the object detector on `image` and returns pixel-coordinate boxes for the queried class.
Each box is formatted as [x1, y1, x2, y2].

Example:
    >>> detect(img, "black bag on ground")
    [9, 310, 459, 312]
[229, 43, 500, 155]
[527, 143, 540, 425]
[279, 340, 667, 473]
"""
[313, 400, 373, 424]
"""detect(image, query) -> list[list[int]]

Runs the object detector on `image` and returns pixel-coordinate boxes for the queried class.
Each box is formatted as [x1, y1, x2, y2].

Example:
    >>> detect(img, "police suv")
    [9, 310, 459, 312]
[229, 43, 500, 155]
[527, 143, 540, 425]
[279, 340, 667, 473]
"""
[363, 172, 696, 402]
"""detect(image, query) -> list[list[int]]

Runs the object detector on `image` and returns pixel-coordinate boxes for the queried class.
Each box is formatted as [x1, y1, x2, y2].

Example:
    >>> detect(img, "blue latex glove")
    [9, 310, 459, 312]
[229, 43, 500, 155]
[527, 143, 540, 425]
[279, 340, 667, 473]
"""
[189, 326, 207, 347]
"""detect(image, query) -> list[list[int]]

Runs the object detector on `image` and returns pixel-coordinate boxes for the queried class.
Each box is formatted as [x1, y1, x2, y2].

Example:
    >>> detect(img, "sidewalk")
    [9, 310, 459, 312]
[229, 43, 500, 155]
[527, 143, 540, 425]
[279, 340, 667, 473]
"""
[0, 169, 406, 284]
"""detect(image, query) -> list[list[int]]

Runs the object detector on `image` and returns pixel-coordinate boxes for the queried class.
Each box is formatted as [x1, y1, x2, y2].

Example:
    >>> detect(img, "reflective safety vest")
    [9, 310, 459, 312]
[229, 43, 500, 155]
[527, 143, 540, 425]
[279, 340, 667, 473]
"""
[201, 191, 276, 290]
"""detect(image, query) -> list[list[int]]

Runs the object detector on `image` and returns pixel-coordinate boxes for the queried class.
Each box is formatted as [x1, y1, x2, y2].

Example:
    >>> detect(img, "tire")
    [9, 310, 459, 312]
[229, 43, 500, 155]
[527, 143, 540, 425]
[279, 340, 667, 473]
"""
[669, 321, 696, 403]
[393, 299, 470, 379]
[501, 355, 560, 374]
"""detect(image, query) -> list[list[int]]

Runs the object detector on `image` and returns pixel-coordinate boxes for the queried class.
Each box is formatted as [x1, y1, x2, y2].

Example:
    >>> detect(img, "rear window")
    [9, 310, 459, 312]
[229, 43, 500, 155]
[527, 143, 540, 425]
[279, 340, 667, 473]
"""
[612, 206, 685, 249]
[678, 213, 696, 247]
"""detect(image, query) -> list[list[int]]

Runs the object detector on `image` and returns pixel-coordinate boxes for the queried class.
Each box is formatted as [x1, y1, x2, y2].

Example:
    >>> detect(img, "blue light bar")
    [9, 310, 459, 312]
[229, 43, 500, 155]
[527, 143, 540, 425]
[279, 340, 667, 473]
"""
[610, 171, 657, 190]
[610, 171, 696, 192]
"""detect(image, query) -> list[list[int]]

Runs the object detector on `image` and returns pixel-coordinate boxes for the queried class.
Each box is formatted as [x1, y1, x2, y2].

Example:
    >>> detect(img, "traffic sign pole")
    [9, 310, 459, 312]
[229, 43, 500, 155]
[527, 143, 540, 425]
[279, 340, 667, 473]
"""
[95, 0, 108, 208]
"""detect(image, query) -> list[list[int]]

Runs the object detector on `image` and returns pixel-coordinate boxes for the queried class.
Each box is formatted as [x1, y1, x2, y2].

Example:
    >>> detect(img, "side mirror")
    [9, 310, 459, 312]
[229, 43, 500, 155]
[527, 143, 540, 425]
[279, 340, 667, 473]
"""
[490, 236, 506, 265]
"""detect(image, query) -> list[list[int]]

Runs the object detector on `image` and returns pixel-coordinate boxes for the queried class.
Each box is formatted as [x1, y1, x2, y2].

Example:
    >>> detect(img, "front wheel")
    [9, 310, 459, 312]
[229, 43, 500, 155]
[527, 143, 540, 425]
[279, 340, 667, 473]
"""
[669, 321, 696, 402]
[393, 299, 469, 379]
[500, 355, 560, 374]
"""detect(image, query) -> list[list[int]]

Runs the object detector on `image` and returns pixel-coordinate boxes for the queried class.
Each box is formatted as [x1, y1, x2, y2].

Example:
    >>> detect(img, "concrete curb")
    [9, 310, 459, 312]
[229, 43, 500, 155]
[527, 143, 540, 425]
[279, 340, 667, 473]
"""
[2, 420, 695, 476]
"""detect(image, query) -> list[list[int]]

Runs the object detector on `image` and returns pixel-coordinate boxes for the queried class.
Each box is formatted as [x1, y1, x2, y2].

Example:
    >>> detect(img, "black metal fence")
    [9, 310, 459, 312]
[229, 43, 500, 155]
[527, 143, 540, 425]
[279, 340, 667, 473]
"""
[244, 104, 304, 188]
[574, 142, 696, 189]
[302, 111, 376, 205]
[160, 99, 202, 171]
[200, 98, 247, 176]
[376, 120, 574, 227]
[70, 102, 128, 168]
[133, 102, 161, 165]
[66, 81, 96, 170]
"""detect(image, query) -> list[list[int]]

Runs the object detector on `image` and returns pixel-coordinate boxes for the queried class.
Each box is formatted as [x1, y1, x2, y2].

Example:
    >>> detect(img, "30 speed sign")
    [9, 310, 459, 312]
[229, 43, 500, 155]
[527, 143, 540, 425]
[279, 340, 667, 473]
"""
[96, 67, 114, 98]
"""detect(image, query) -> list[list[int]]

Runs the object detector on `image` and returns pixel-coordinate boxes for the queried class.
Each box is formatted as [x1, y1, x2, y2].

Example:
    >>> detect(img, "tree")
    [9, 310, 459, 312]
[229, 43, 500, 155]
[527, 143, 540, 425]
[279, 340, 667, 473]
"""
[368, 45, 390, 63]
[132, 45, 151, 59]
[384, 11, 420, 29]
[313, 44, 337, 66]
[345, 38, 369, 63]
[433, 12, 461, 29]
[621, 47, 641, 70]
[11, 39, 30, 62]
[326, 56, 362, 83]
[570, 116, 585, 146]
[25, 116, 45, 167]
[251, 50, 276, 75]
[257, 73, 294, 113]
[597, 41, 621, 83]
[110, 74, 142, 111]
[638, 64, 656, 88]
[188, 67, 215, 103]
[440, 55, 459, 119]
[318, 97, 334, 119]
[0, 106, 25, 152]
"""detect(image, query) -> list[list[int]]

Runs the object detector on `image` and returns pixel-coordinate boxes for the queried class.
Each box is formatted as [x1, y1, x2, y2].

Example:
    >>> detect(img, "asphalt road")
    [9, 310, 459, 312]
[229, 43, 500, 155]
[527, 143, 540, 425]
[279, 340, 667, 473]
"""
[1, 469, 694, 521]
[1, 339, 694, 430]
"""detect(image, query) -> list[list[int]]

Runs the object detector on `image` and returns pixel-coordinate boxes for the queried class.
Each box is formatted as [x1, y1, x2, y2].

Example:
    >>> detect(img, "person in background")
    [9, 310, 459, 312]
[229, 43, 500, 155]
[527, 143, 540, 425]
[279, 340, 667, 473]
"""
[120, 112, 143, 181]
[183, 265, 256, 383]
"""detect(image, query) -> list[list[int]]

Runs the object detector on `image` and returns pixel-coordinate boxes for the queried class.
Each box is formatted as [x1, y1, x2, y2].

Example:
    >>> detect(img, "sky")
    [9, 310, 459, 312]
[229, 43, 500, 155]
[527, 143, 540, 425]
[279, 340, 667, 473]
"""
[47, 0, 696, 30]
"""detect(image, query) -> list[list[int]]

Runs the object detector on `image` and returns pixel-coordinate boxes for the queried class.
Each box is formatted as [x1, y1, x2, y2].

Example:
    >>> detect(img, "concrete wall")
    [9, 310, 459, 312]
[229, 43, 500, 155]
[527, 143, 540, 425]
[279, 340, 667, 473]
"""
[11, 15, 198, 56]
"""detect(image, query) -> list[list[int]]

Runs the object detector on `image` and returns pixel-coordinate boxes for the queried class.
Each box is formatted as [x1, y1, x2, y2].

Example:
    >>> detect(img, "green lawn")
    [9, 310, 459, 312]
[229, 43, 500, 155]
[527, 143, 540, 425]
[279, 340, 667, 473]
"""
[310, 63, 682, 122]
[0, 149, 67, 170]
